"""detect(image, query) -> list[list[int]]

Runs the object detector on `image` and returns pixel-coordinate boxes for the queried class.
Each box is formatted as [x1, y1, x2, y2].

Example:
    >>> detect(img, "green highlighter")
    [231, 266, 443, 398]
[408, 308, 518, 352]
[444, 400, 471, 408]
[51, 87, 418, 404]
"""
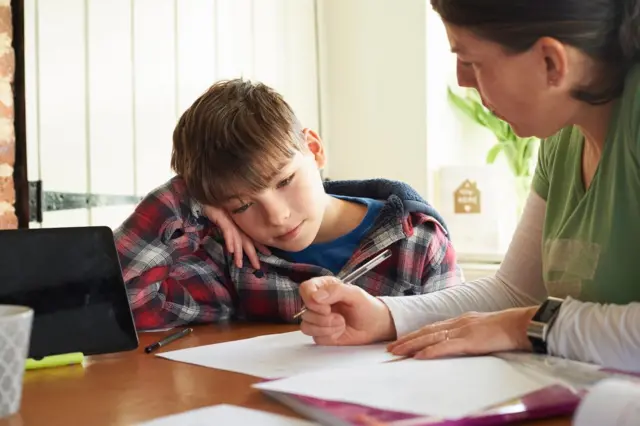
[25, 352, 85, 370]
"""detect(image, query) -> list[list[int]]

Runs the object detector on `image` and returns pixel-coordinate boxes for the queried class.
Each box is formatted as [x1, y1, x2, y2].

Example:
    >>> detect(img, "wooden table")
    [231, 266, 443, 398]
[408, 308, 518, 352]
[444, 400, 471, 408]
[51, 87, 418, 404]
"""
[0, 324, 572, 426]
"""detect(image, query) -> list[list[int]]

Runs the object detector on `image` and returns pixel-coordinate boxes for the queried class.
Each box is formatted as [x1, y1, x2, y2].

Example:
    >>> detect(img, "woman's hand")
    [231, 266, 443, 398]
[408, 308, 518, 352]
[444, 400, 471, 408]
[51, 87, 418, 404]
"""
[298, 276, 397, 346]
[203, 205, 271, 269]
[387, 307, 538, 359]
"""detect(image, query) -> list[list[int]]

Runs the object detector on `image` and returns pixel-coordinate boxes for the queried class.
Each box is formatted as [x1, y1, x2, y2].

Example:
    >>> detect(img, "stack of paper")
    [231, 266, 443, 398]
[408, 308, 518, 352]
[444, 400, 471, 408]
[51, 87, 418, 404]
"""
[253, 356, 558, 420]
[156, 331, 398, 379]
[154, 330, 575, 421]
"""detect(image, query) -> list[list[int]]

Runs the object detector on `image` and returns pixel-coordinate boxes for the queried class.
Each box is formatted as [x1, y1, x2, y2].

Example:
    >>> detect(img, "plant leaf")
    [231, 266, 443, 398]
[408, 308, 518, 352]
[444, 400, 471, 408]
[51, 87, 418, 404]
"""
[471, 100, 490, 127]
[515, 138, 532, 175]
[485, 112, 512, 141]
[501, 141, 521, 176]
[503, 124, 516, 142]
[446, 85, 539, 177]
[486, 143, 503, 164]
[519, 138, 539, 176]
[446, 88, 478, 122]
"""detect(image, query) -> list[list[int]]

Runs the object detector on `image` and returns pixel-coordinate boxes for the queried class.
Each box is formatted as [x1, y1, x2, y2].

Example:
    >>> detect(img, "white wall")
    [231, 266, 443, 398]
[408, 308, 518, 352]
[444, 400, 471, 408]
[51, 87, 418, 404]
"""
[24, 0, 320, 229]
[316, 0, 429, 196]
[317, 0, 499, 202]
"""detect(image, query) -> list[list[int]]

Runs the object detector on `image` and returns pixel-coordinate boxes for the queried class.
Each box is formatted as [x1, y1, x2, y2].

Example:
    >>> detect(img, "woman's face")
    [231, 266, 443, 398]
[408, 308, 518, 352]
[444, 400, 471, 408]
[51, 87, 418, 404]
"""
[445, 23, 582, 139]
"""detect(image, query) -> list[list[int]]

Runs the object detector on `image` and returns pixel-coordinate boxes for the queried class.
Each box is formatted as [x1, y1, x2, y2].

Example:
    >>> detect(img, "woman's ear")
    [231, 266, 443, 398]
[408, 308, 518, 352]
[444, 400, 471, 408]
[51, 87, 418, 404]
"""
[536, 37, 569, 88]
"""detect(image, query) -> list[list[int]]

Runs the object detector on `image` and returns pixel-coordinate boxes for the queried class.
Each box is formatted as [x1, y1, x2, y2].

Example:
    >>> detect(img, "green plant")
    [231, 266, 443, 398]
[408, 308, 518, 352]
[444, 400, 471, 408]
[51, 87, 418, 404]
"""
[447, 87, 539, 178]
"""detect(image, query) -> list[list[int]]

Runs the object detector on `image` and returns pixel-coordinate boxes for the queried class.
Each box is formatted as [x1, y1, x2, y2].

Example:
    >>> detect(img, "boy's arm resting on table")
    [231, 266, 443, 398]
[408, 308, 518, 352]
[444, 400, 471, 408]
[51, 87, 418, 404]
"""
[122, 248, 234, 330]
[115, 200, 234, 330]
[381, 190, 548, 336]
[549, 298, 640, 372]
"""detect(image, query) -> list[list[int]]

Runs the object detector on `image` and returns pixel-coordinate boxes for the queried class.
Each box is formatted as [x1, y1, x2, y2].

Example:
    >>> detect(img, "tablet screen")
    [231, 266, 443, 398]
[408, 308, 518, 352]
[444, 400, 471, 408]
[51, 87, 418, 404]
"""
[0, 226, 138, 358]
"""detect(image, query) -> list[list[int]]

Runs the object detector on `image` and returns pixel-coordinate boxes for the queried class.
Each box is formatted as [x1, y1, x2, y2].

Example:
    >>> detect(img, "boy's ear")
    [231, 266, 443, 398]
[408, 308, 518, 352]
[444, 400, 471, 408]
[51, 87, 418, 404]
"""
[303, 128, 326, 169]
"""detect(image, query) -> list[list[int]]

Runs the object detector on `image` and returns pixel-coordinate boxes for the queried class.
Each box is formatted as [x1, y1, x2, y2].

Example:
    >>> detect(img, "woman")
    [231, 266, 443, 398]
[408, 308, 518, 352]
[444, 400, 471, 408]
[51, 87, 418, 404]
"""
[293, 0, 640, 372]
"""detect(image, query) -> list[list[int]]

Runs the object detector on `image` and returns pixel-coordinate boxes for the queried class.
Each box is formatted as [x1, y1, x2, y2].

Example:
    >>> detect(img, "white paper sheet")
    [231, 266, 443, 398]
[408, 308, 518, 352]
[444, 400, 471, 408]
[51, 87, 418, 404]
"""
[495, 352, 609, 391]
[573, 378, 640, 426]
[254, 356, 558, 420]
[156, 331, 399, 379]
[137, 404, 317, 426]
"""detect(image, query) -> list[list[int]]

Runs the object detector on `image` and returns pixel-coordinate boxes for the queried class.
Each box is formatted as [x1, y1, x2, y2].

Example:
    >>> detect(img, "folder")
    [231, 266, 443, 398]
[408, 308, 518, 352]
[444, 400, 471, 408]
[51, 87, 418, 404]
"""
[255, 353, 640, 425]
[260, 384, 581, 425]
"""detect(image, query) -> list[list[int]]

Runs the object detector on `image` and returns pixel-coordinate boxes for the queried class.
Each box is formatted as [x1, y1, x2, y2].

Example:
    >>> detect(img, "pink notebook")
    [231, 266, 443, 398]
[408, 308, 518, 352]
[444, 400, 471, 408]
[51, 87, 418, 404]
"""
[261, 384, 581, 426]
[257, 358, 640, 426]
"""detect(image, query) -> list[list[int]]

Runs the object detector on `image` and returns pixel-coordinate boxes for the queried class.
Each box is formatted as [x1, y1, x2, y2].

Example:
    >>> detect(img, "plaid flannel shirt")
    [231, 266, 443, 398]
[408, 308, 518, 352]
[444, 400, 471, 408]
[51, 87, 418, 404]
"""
[115, 177, 463, 330]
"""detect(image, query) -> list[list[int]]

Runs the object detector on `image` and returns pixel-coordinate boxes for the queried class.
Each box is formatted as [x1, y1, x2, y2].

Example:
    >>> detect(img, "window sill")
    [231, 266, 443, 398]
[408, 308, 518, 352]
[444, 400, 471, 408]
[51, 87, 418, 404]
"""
[459, 261, 500, 281]
[457, 252, 505, 264]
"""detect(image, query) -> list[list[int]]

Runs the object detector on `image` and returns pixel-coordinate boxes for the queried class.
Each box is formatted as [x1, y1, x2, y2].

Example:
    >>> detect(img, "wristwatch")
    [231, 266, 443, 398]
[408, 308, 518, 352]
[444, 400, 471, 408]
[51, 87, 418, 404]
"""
[526, 297, 564, 354]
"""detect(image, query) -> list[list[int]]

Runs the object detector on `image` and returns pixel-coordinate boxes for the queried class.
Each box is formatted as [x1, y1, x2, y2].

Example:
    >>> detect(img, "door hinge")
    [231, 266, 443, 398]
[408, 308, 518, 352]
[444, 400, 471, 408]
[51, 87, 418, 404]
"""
[28, 180, 142, 223]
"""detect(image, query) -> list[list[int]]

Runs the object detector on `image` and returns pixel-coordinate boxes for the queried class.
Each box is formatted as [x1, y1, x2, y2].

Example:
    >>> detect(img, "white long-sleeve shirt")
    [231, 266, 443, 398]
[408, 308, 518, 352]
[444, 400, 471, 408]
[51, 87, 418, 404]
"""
[380, 190, 640, 372]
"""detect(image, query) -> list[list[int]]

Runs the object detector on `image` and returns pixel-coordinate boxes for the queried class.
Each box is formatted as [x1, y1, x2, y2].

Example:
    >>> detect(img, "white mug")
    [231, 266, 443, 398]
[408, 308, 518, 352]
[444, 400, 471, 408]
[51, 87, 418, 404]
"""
[0, 305, 33, 419]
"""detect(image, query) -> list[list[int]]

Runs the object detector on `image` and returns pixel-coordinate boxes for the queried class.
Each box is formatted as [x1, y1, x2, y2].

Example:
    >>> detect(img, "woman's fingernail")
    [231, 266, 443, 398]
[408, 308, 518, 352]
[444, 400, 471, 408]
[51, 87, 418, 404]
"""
[314, 290, 329, 301]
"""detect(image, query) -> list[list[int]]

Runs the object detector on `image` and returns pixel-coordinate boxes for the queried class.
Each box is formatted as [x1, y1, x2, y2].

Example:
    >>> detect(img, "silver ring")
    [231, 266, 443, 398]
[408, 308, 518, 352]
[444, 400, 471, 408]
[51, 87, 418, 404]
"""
[444, 329, 450, 341]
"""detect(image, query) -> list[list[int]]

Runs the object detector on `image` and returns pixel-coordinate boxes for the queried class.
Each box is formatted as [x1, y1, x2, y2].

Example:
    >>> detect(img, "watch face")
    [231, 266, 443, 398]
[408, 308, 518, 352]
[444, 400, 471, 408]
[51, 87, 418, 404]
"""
[528, 298, 563, 355]
[534, 297, 564, 322]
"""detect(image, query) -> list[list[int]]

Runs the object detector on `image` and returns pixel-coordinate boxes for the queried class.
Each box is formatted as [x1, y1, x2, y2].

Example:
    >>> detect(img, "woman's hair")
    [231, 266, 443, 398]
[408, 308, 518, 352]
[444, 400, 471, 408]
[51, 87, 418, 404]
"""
[431, 0, 640, 105]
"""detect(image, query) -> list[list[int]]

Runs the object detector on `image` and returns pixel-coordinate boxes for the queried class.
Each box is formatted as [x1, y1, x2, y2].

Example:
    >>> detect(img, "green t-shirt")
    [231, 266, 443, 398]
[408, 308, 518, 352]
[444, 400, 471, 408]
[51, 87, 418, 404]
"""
[532, 64, 640, 304]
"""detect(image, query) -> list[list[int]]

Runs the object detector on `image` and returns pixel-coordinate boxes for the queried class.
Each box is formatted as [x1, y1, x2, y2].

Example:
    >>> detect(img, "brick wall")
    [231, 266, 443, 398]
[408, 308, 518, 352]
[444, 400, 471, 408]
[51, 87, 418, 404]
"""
[0, 0, 15, 229]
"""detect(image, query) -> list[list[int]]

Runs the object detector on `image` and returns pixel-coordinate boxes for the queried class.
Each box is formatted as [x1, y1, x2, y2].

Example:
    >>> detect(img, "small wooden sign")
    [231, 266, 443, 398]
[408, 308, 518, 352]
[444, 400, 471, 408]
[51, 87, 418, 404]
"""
[454, 179, 481, 214]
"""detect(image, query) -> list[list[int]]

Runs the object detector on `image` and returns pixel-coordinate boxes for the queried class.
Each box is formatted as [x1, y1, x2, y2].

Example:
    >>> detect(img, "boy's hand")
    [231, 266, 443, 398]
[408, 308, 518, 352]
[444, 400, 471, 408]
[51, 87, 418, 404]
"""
[203, 205, 271, 269]
[299, 277, 397, 346]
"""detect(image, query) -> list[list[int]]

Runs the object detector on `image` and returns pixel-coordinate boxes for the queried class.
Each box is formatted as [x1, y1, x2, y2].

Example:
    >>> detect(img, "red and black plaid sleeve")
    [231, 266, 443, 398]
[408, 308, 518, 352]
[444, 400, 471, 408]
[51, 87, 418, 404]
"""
[421, 217, 463, 292]
[114, 179, 234, 330]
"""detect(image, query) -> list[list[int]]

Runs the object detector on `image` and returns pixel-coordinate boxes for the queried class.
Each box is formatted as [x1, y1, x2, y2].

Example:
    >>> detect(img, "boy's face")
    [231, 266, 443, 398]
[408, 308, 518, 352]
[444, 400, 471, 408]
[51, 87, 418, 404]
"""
[221, 129, 329, 252]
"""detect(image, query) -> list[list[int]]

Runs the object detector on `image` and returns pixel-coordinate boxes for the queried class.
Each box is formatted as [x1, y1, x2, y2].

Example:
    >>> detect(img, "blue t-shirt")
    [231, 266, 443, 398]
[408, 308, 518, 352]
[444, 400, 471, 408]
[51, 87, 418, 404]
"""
[278, 196, 384, 274]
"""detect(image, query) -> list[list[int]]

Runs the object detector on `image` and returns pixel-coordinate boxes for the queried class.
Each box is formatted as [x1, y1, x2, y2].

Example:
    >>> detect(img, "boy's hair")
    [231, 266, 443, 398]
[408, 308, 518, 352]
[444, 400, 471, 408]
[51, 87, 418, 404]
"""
[171, 79, 304, 206]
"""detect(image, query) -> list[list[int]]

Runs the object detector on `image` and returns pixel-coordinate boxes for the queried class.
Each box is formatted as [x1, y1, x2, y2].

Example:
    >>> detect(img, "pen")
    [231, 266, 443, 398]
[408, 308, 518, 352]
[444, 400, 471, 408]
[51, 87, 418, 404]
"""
[144, 327, 193, 354]
[293, 249, 393, 319]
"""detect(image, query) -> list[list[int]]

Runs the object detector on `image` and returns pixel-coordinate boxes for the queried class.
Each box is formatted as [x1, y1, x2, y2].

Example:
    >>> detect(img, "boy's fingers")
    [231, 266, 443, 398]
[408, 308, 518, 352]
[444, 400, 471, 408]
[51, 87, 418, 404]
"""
[299, 277, 357, 315]
[301, 320, 345, 339]
[299, 277, 339, 308]
[301, 310, 335, 327]
[223, 231, 235, 254]
[314, 278, 362, 306]
[299, 279, 320, 305]
[256, 243, 271, 256]
[234, 238, 243, 268]
[243, 240, 260, 270]
[313, 334, 343, 346]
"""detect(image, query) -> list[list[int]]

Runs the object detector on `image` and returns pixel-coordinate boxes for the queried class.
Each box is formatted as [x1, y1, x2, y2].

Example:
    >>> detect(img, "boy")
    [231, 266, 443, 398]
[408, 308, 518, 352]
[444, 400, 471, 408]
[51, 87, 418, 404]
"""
[115, 79, 463, 330]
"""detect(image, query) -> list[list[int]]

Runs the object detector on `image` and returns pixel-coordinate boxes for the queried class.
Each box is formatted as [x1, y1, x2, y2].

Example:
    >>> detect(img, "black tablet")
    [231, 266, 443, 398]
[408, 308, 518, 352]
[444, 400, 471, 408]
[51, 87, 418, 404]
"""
[0, 226, 139, 358]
